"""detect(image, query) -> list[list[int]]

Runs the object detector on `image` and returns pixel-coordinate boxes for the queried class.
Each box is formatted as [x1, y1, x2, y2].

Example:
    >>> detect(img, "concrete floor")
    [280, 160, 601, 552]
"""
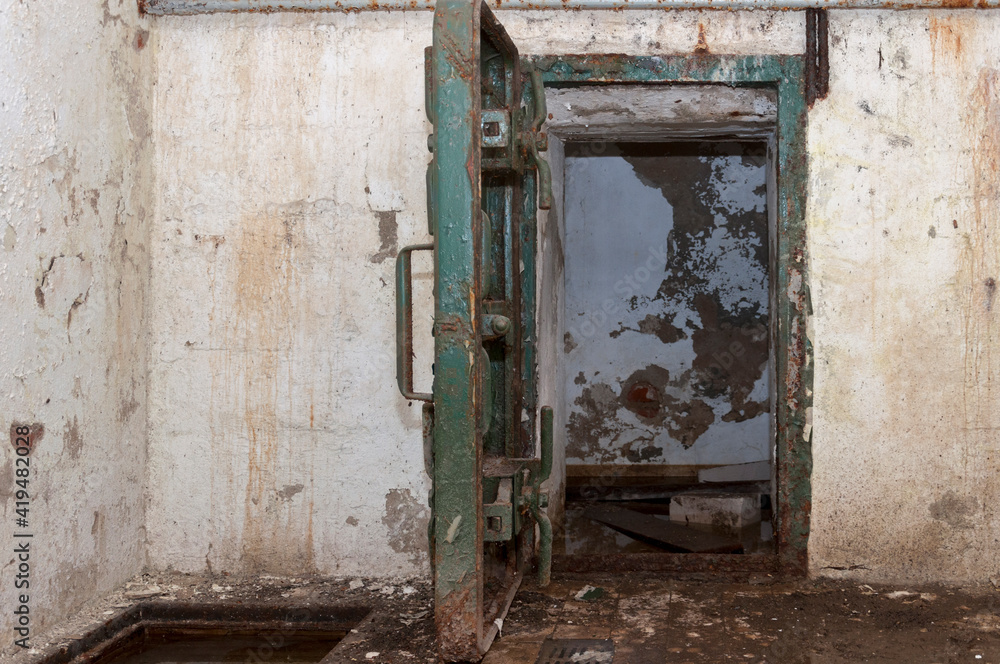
[10, 572, 1000, 664]
[488, 574, 1000, 663]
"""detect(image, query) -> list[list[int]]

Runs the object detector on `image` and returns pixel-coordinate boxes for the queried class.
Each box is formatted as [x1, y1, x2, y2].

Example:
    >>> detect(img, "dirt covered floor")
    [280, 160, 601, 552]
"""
[9, 572, 1000, 664]
[488, 574, 1000, 663]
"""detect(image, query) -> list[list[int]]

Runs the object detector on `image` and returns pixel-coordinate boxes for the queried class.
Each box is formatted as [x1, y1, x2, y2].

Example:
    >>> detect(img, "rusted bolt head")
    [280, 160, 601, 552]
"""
[491, 315, 511, 335]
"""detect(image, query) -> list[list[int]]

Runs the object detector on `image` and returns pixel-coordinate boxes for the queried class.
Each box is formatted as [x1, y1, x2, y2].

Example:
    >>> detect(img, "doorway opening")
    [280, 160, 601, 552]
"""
[561, 139, 773, 557]
[535, 81, 791, 568]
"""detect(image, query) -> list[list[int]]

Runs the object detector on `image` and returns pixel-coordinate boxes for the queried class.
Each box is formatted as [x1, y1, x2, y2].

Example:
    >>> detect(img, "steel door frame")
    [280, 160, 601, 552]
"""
[532, 53, 814, 576]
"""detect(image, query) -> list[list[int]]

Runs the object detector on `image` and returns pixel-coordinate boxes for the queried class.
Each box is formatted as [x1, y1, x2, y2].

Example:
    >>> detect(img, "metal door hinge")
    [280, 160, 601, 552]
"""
[805, 9, 829, 107]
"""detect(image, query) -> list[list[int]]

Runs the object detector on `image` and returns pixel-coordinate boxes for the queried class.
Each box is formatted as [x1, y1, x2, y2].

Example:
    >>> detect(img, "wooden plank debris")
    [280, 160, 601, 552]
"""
[698, 461, 771, 484]
[584, 505, 742, 554]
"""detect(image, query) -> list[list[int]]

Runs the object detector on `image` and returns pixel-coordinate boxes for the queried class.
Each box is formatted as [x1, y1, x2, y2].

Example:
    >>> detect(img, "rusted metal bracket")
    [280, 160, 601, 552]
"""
[525, 406, 553, 586]
[805, 8, 829, 107]
[521, 70, 553, 210]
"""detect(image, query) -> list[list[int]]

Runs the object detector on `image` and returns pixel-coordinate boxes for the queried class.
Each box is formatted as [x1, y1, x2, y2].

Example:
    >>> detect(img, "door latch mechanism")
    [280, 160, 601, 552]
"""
[518, 69, 553, 211]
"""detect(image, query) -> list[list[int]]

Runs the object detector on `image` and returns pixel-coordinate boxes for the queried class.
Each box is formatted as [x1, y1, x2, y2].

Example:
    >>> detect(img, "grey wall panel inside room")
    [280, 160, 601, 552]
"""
[563, 142, 771, 467]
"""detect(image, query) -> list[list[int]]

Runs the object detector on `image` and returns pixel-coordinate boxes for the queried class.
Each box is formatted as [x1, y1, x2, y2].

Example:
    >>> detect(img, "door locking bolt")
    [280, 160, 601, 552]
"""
[482, 314, 512, 340]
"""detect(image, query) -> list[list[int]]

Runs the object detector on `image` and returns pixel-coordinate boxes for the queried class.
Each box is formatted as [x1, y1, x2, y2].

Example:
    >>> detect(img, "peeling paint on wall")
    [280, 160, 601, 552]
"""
[63, 417, 82, 459]
[563, 142, 770, 466]
[370, 210, 399, 264]
[0, 0, 153, 649]
[929, 490, 978, 530]
[382, 488, 430, 567]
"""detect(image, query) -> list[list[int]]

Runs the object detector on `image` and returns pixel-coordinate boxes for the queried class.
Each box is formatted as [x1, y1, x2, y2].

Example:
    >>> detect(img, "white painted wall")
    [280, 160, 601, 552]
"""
[1, 2, 994, 651]
[808, 11, 1000, 584]
[147, 13, 434, 577]
[0, 0, 153, 653]
[143, 8, 1000, 585]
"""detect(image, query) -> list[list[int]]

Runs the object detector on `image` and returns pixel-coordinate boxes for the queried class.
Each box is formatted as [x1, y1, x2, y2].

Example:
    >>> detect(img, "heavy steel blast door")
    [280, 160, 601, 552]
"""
[395, 1, 553, 660]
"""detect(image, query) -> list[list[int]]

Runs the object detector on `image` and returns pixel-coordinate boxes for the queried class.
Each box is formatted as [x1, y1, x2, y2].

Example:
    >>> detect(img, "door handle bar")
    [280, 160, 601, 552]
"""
[396, 242, 435, 402]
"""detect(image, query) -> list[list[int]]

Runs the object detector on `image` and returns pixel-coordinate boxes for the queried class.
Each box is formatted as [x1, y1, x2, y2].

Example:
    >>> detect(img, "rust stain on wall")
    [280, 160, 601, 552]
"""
[617, 365, 716, 449]
[227, 207, 315, 574]
[10, 422, 44, 454]
[63, 416, 82, 459]
[929, 15, 967, 75]
[961, 68, 999, 445]
[694, 23, 710, 54]
[567, 364, 720, 459]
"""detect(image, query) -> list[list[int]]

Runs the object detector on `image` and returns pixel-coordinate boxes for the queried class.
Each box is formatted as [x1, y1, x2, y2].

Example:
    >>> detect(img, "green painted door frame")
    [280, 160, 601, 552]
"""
[532, 53, 814, 575]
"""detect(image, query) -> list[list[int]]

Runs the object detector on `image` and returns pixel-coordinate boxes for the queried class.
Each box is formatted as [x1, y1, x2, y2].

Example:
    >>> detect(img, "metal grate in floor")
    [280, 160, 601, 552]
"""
[535, 638, 615, 664]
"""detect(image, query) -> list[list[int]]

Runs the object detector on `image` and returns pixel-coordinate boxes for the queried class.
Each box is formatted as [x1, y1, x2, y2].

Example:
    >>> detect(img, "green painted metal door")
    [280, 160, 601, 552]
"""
[396, 0, 553, 660]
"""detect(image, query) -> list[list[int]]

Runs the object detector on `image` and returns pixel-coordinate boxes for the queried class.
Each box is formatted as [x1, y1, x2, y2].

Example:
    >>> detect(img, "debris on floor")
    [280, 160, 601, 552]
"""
[584, 504, 742, 553]
[484, 575, 1000, 663]
[7, 572, 1000, 663]
[535, 638, 614, 664]
[574, 586, 607, 601]
[668, 493, 761, 535]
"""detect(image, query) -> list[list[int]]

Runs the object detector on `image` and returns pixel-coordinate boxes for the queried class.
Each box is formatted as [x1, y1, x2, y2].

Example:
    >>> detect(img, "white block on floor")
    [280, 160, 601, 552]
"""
[670, 494, 762, 533]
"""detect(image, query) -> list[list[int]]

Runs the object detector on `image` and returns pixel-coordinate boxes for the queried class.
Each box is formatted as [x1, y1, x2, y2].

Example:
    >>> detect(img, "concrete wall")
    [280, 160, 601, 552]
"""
[0, 0, 154, 652]
[146, 9, 802, 578]
[808, 11, 1000, 584]
[147, 13, 434, 577]
[146, 8, 1000, 584]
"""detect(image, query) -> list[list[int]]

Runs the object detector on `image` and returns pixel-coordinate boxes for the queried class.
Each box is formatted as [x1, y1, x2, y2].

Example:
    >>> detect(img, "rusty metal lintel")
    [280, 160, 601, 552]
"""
[805, 8, 830, 107]
[142, 0, 1000, 14]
